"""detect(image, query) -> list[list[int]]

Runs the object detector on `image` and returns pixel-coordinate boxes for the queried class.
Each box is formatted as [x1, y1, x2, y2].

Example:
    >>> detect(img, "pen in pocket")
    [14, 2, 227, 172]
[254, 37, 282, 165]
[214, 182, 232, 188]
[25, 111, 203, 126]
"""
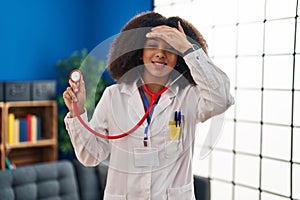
[175, 111, 178, 127]
[178, 111, 181, 127]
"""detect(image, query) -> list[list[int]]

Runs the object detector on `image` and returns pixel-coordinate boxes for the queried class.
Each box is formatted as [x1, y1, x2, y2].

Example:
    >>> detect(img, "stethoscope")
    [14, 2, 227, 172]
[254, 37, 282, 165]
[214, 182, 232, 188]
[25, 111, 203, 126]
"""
[70, 69, 184, 140]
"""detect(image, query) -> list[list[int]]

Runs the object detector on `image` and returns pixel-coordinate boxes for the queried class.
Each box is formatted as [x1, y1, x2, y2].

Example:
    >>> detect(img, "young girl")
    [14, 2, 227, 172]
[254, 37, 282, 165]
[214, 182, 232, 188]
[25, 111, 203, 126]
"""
[63, 12, 234, 200]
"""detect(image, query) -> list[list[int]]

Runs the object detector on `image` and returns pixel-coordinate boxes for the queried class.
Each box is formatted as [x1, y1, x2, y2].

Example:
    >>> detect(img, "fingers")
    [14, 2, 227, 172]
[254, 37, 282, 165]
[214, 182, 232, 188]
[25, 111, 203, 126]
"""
[63, 86, 78, 103]
[68, 75, 85, 93]
[146, 22, 190, 53]
[64, 76, 85, 104]
[69, 79, 79, 93]
[146, 28, 175, 42]
[177, 21, 185, 34]
[151, 25, 174, 31]
[150, 25, 179, 35]
[147, 23, 186, 41]
[150, 21, 185, 34]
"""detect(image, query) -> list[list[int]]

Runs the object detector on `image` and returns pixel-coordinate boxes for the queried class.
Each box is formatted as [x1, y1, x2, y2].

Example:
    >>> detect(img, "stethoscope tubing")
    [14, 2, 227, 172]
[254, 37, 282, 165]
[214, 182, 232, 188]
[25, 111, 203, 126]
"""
[72, 84, 170, 139]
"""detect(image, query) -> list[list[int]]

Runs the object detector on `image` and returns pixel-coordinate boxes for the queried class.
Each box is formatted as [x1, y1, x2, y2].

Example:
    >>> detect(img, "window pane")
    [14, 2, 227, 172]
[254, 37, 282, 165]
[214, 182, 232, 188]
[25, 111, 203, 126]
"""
[236, 90, 261, 121]
[237, 56, 262, 88]
[213, 26, 236, 56]
[190, 0, 214, 27]
[211, 181, 232, 200]
[293, 163, 300, 199]
[225, 103, 235, 120]
[193, 147, 210, 177]
[168, 3, 192, 19]
[154, 6, 173, 17]
[195, 118, 213, 151]
[263, 90, 292, 125]
[211, 150, 233, 181]
[236, 122, 261, 155]
[197, 27, 215, 55]
[262, 125, 291, 160]
[195, 114, 229, 159]
[214, 57, 236, 93]
[295, 55, 300, 90]
[235, 154, 260, 187]
[264, 19, 295, 54]
[261, 192, 290, 200]
[156, 3, 191, 19]
[294, 92, 300, 126]
[238, 23, 264, 55]
[261, 158, 290, 196]
[296, 24, 300, 53]
[237, 0, 265, 22]
[214, 120, 234, 150]
[212, 0, 237, 25]
[154, 0, 173, 7]
[266, 0, 297, 19]
[235, 186, 259, 200]
[293, 128, 300, 163]
[264, 55, 293, 90]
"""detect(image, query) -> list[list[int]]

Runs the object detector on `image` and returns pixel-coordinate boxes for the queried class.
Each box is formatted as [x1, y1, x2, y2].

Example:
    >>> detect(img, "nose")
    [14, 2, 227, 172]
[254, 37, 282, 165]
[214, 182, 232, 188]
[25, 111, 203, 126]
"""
[155, 48, 166, 59]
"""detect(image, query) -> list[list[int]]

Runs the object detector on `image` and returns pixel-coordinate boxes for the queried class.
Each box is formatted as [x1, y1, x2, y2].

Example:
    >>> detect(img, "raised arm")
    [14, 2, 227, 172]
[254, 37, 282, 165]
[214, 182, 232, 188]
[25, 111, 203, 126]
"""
[63, 75, 110, 166]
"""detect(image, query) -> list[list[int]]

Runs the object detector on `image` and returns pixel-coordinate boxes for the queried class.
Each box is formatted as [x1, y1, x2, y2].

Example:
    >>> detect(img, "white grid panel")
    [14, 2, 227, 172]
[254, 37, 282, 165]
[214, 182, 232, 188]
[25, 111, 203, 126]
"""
[154, 0, 299, 199]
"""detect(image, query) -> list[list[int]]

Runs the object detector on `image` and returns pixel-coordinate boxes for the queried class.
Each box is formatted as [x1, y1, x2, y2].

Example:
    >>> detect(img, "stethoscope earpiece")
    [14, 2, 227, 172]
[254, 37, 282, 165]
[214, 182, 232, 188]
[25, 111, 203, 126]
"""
[70, 69, 82, 83]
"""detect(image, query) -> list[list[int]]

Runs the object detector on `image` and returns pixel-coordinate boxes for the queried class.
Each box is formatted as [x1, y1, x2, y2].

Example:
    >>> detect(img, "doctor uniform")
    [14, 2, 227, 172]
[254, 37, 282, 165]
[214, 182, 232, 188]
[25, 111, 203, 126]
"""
[65, 47, 234, 200]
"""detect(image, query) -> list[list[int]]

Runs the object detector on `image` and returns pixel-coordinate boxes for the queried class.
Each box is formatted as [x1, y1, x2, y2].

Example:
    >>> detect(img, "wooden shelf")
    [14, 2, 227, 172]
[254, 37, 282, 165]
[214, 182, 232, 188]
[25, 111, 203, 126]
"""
[5, 139, 56, 150]
[0, 100, 57, 170]
[4, 100, 56, 108]
[0, 102, 4, 170]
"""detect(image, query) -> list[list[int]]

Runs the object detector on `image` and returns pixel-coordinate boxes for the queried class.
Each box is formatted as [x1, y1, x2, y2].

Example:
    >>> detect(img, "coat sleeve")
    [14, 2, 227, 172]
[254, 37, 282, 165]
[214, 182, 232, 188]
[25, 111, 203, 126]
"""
[183, 48, 235, 122]
[64, 88, 111, 166]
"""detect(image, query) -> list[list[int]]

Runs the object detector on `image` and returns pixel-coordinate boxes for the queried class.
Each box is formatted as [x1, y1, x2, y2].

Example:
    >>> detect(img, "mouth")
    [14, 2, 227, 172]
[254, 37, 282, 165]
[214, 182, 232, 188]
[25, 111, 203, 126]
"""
[152, 61, 167, 70]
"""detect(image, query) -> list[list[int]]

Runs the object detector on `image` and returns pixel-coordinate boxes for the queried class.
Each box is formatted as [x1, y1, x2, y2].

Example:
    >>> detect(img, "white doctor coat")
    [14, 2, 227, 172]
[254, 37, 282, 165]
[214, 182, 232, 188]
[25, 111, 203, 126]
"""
[65, 48, 234, 200]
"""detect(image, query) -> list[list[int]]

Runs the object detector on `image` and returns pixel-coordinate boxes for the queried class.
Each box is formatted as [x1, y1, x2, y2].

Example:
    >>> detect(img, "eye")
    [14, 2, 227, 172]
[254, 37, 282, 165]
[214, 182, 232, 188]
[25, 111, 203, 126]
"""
[165, 46, 176, 53]
[145, 42, 158, 48]
[166, 46, 174, 51]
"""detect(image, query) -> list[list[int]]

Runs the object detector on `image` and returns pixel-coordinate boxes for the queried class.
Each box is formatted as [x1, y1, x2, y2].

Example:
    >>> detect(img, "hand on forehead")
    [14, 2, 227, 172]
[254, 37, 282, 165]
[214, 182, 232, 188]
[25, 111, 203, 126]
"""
[146, 22, 191, 54]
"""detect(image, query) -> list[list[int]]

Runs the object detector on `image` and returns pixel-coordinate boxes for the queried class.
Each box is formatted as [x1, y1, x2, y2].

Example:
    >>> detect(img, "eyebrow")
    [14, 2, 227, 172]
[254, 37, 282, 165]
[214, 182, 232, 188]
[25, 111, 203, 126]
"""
[145, 38, 175, 50]
[146, 38, 158, 42]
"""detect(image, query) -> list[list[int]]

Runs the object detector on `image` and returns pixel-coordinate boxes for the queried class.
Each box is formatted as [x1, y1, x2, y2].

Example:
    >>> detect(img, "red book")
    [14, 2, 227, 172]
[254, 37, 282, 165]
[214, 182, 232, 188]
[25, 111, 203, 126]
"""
[26, 114, 32, 141]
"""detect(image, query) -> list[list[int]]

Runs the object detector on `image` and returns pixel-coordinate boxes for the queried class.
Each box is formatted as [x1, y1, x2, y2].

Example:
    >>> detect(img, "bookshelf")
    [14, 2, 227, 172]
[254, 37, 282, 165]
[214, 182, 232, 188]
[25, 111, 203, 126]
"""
[0, 102, 4, 169]
[0, 101, 57, 170]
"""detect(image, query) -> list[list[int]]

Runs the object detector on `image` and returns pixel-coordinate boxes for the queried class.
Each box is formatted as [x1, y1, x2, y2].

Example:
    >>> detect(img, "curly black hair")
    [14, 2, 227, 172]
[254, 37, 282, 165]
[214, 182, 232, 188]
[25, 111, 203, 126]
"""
[107, 11, 208, 86]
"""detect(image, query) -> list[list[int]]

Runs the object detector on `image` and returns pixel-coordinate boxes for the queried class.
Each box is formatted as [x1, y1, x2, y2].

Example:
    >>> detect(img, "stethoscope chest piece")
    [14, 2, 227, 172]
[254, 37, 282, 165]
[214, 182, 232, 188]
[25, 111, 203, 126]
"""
[70, 69, 82, 83]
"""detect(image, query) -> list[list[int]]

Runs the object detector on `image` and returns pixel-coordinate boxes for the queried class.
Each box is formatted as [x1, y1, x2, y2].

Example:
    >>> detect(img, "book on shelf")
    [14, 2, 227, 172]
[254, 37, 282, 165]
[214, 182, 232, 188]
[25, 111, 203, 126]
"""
[14, 118, 20, 144]
[19, 118, 28, 142]
[26, 114, 32, 141]
[8, 113, 15, 144]
[7, 114, 42, 144]
[31, 115, 36, 142]
[37, 117, 41, 140]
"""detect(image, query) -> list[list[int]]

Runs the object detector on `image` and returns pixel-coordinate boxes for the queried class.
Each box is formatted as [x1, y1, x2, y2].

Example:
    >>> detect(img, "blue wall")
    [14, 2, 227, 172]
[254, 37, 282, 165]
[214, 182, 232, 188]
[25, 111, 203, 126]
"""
[0, 0, 152, 81]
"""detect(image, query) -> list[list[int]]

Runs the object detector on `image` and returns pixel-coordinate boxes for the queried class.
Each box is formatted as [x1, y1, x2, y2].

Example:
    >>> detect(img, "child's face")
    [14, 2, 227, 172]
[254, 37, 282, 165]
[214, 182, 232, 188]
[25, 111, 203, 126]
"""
[142, 38, 178, 81]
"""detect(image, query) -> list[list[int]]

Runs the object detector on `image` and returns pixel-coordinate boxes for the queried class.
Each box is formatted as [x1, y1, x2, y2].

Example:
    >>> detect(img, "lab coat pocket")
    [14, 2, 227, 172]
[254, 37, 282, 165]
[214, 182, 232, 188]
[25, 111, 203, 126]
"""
[165, 121, 183, 158]
[167, 182, 195, 200]
[104, 193, 127, 200]
[134, 147, 159, 167]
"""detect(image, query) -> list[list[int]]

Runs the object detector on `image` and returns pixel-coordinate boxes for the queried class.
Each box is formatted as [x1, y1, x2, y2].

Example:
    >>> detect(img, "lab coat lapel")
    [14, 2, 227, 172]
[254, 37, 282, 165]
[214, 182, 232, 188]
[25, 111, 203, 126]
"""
[152, 85, 178, 119]
[128, 90, 145, 119]
[120, 81, 145, 122]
